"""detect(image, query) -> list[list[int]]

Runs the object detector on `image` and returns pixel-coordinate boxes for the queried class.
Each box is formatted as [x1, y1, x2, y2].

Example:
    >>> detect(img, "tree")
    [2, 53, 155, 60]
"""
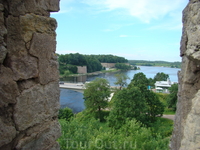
[148, 77, 155, 88]
[128, 72, 149, 90]
[145, 91, 165, 123]
[115, 63, 131, 70]
[167, 83, 178, 111]
[154, 72, 169, 81]
[107, 87, 147, 129]
[128, 72, 164, 126]
[114, 73, 130, 90]
[83, 78, 111, 122]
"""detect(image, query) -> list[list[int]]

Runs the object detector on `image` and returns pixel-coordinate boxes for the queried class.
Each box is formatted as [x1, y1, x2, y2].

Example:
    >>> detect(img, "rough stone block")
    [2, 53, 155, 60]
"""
[7, 0, 60, 17]
[14, 82, 60, 131]
[15, 120, 61, 150]
[10, 54, 39, 81]
[0, 117, 16, 147]
[20, 14, 57, 43]
[0, 65, 19, 107]
[29, 33, 59, 84]
[0, 46, 7, 64]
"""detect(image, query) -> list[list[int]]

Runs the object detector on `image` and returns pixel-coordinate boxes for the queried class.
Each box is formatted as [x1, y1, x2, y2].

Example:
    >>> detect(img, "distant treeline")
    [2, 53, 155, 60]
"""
[57, 53, 128, 74]
[129, 60, 181, 68]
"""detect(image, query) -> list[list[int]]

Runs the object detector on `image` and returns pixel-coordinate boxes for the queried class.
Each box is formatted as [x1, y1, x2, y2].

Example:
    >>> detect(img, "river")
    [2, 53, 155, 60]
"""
[60, 66, 180, 113]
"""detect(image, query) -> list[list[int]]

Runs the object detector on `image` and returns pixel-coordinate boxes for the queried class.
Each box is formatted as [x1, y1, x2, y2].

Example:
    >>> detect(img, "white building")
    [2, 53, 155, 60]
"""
[155, 79, 175, 93]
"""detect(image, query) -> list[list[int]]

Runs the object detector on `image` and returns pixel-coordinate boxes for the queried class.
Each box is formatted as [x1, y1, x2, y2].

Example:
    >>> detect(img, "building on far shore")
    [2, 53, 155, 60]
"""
[155, 79, 176, 93]
[77, 66, 87, 74]
[101, 63, 116, 70]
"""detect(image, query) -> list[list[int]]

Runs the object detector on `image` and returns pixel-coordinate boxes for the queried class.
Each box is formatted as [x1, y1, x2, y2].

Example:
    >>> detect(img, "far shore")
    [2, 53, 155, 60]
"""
[60, 68, 131, 78]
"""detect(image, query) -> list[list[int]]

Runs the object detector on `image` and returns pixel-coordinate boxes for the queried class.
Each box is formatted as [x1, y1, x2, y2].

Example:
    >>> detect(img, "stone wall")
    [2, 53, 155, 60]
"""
[101, 63, 116, 68]
[171, 0, 200, 149]
[77, 66, 87, 74]
[0, 0, 61, 149]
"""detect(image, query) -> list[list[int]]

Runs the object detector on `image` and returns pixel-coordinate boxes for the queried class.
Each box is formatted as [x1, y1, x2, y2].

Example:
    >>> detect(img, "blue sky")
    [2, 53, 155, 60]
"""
[51, 0, 188, 62]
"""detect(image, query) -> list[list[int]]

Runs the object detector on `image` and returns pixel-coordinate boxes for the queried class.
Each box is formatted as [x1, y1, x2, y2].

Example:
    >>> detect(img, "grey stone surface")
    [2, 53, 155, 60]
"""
[0, 0, 60, 149]
[0, 46, 7, 64]
[30, 33, 59, 85]
[0, 118, 16, 147]
[7, 0, 60, 17]
[14, 82, 60, 131]
[0, 65, 19, 107]
[15, 120, 61, 150]
[171, 0, 200, 149]
[20, 13, 57, 43]
[0, 6, 7, 64]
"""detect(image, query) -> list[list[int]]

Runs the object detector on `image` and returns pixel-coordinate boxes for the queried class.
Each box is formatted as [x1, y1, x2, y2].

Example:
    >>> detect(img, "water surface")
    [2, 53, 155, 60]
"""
[60, 66, 180, 113]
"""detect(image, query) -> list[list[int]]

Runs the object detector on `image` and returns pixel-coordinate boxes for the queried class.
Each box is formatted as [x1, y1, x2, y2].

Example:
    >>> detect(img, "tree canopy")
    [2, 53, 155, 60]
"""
[109, 73, 164, 127]
[114, 73, 130, 90]
[129, 60, 181, 68]
[108, 87, 147, 129]
[154, 72, 169, 81]
[167, 83, 178, 111]
[128, 73, 164, 125]
[115, 63, 131, 70]
[83, 78, 111, 122]
[57, 53, 129, 74]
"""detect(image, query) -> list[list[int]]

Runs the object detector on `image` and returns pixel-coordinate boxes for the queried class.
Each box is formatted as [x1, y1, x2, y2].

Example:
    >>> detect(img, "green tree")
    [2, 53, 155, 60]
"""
[128, 73, 164, 126]
[148, 77, 155, 88]
[167, 83, 178, 111]
[85, 55, 102, 73]
[145, 91, 165, 123]
[154, 72, 169, 81]
[83, 78, 111, 122]
[63, 70, 72, 77]
[108, 87, 147, 129]
[128, 72, 149, 90]
[115, 63, 131, 70]
[114, 73, 130, 90]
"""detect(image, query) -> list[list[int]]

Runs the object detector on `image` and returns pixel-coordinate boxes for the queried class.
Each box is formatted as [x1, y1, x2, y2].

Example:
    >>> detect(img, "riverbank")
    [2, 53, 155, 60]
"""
[60, 67, 140, 79]
[60, 68, 121, 78]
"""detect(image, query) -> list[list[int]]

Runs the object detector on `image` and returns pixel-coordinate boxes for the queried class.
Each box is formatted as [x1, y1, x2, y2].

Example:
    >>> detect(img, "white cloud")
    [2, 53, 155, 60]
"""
[82, 0, 188, 23]
[119, 35, 128, 37]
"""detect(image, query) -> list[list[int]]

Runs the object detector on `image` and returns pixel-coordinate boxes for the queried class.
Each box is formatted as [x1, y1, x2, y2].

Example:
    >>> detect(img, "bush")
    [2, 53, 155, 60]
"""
[58, 107, 73, 121]
[58, 117, 171, 150]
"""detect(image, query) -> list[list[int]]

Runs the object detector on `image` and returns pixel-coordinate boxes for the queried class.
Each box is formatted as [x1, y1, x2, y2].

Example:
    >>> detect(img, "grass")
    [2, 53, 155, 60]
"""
[164, 108, 176, 115]
[101, 68, 119, 73]
[152, 117, 174, 137]
[156, 93, 176, 115]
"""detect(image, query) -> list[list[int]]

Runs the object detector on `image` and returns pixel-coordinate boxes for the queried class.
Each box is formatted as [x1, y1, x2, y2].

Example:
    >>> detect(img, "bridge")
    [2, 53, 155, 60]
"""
[59, 82, 119, 94]
[59, 82, 85, 93]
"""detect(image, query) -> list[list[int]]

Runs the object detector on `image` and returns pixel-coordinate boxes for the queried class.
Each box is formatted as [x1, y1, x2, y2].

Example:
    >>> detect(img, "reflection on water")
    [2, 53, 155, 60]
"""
[61, 75, 87, 83]
[60, 89, 85, 113]
[60, 66, 180, 112]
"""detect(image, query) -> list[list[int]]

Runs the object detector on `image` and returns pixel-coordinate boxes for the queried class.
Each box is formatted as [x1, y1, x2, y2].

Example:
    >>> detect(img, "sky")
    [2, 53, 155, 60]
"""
[51, 0, 189, 62]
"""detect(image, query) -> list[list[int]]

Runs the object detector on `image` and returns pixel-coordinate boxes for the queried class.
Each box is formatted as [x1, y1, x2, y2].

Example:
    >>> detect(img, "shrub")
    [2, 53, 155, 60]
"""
[58, 118, 171, 150]
[58, 107, 73, 121]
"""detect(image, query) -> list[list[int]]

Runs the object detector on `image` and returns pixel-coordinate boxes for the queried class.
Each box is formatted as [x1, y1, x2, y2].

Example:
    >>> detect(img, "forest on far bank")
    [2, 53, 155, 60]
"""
[57, 53, 131, 75]
[129, 60, 181, 68]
